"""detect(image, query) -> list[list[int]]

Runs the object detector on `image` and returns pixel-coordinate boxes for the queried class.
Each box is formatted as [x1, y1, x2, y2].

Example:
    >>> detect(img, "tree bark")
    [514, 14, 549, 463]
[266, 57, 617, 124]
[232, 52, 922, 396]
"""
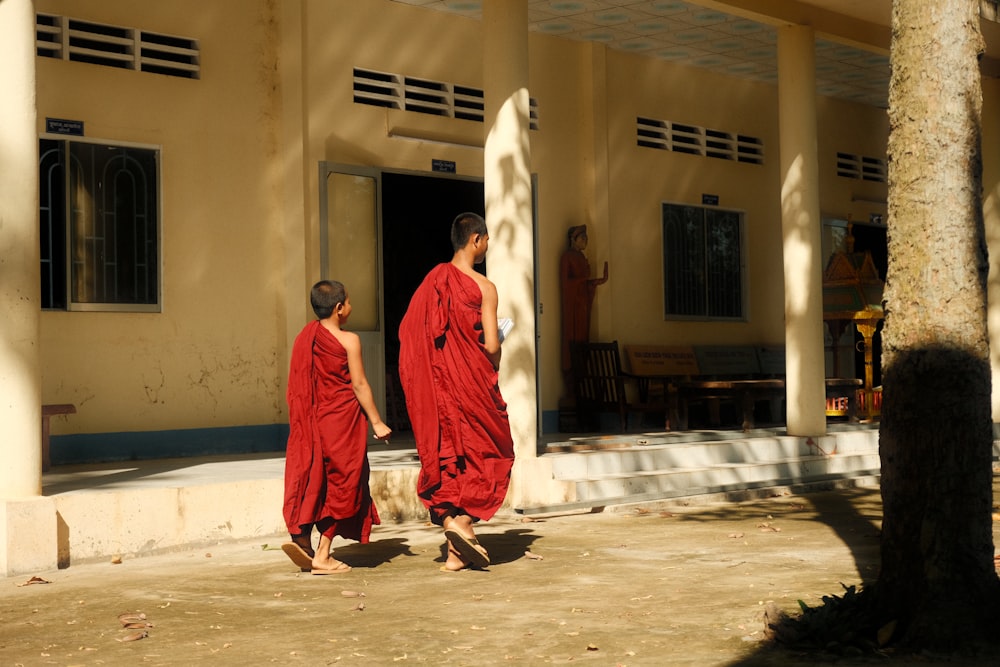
[877, 0, 1000, 648]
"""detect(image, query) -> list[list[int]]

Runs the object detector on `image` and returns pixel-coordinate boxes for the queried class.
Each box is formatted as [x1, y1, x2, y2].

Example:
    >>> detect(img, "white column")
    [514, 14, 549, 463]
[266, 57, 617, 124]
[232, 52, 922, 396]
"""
[482, 1, 537, 464]
[777, 25, 827, 436]
[0, 0, 42, 498]
[1, 0, 58, 577]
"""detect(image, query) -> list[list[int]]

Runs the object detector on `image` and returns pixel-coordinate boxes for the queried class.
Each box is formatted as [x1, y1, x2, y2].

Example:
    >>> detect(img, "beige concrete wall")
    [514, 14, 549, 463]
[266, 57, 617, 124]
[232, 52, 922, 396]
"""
[816, 96, 889, 223]
[35, 0, 895, 439]
[600, 48, 785, 347]
[37, 0, 286, 435]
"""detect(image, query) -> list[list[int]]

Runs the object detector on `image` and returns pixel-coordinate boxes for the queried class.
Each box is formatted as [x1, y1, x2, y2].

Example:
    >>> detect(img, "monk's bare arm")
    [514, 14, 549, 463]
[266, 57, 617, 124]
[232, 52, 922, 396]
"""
[341, 332, 392, 440]
[480, 278, 502, 370]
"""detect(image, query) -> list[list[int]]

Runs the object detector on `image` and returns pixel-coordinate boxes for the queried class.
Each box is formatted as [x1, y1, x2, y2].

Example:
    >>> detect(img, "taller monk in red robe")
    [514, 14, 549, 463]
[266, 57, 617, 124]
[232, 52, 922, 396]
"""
[398, 212, 515, 571]
[283, 280, 392, 574]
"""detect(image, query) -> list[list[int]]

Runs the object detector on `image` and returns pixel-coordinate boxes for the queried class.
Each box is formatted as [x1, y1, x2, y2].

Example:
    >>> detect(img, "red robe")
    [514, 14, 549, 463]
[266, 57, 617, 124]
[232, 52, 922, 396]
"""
[397, 263, 515, 524]
[283, 320, 379, 542]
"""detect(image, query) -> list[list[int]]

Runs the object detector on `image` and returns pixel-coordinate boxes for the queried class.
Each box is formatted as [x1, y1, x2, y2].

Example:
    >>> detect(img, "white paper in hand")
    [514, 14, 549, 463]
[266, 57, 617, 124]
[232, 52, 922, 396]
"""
[498, 317, 514, 343]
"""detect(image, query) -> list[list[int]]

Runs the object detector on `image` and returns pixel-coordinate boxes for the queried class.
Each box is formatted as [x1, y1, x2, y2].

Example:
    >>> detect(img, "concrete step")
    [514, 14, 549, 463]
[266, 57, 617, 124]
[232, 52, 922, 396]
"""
[514, 427, 882, 515]
[544, 430, 879, 479]
[565, 452, 881, 502]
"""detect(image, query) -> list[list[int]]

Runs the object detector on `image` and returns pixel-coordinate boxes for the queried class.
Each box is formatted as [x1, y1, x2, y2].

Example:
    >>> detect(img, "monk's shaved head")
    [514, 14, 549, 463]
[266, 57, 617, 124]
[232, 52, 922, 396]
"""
[450, 212, 487, 253]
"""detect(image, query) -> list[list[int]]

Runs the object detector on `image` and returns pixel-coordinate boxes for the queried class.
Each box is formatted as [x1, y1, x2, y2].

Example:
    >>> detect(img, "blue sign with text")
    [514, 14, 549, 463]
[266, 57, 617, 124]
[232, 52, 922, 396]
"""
[432, 159, 456, 173]
[46, 118, 84, 136]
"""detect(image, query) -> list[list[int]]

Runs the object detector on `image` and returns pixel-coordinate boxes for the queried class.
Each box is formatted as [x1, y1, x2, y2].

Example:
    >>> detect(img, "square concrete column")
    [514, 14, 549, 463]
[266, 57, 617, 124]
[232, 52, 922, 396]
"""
[2, 498, 58, 576]
[778, 24, 828, 436]
[0, 0, 57, 576]
[483, 1, 546, 504]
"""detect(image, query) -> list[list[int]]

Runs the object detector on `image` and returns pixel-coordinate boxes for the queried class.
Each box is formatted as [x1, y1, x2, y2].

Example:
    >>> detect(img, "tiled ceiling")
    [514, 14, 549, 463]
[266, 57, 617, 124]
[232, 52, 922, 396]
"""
[391, 0, 890, 108]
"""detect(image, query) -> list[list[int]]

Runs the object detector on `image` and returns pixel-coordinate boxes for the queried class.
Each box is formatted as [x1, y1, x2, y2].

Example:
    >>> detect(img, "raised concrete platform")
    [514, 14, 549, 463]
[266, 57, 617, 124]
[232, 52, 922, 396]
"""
[14, 424, 898, 576]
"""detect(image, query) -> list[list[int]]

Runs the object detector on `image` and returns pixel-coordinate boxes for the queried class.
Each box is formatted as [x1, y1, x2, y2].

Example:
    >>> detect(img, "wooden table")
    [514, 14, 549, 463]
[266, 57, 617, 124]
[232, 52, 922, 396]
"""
[677, 378, 863, 432]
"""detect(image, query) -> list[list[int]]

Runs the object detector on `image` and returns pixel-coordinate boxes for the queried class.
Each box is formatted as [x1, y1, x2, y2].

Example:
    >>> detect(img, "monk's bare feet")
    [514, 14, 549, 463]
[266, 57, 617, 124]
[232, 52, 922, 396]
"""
[311, 555, 351, 575]
[441, 546, 468, 572]
[310, 533, 350, 574]
[442, 514, 490, 569]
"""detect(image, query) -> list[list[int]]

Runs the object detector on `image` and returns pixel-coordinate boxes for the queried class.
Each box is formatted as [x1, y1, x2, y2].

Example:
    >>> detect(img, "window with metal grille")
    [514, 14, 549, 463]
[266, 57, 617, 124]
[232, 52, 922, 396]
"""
[39, 139, 160, 311]
[36, 13, 200, 79]
[662, 202, 745, 320]
[637, 117, 764, 165]
[354, 67, 539, 129]
[836, 152, 886, 182]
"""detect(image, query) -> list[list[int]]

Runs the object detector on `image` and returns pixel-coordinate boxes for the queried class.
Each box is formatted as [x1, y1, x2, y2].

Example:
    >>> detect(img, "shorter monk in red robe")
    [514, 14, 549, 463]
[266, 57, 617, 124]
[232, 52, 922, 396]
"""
[282, 280, 392, 574]
[398, 212, 515, 571]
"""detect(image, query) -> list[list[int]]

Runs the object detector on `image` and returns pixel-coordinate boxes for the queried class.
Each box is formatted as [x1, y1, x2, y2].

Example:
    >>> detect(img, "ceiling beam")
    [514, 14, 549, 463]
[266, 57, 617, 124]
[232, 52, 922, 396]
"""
[693, 0, 890, 54]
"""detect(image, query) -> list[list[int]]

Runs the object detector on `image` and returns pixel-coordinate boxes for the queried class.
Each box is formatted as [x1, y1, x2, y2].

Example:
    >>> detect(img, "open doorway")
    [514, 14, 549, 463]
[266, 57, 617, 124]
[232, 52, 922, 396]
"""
[381, 171, 485, 432]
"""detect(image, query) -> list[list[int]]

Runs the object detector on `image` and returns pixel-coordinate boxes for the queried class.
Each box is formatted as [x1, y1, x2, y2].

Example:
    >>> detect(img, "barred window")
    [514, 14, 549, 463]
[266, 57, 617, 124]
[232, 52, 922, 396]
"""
[39, 139, 160, 311]
[662, 203, 745, 320]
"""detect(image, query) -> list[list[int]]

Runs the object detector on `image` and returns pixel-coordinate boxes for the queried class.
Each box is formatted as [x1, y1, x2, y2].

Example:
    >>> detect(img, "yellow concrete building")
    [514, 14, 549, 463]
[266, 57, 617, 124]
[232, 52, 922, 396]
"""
[4, 0, 1000, 573]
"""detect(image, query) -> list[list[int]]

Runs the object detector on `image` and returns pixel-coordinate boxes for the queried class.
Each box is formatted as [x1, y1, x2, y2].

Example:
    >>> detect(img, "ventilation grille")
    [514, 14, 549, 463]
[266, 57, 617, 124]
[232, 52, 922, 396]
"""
[637, 117, 763, 165]
[836, 152, 887, 182]
[36, 13, 200, 79]
[354, 68, 539, 130]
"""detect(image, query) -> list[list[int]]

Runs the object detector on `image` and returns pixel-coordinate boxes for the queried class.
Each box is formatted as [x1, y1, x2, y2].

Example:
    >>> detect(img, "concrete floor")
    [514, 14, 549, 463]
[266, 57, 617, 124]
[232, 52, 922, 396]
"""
[4, 478, 1000, 666]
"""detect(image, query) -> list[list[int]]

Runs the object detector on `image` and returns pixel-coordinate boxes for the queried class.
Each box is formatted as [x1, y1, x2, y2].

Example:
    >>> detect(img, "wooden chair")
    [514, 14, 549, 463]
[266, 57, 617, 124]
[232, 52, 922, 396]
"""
[570, 341, 630, 432]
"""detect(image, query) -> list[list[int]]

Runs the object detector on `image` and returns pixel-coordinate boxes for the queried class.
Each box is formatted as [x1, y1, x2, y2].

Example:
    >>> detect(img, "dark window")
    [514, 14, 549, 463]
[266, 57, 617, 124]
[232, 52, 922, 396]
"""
[662, 203, 744, 319]
[39, 139, 160, 311]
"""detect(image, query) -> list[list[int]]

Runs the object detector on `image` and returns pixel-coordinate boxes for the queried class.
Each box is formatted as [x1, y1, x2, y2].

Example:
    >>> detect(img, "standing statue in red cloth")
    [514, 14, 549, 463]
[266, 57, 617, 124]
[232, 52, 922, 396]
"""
[560, 224, 609, 392]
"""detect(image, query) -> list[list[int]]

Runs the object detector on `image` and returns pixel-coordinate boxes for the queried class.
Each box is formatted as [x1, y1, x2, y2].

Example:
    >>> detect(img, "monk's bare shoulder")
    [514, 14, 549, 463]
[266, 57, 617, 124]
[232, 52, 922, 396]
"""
[455, 265, 495, 296]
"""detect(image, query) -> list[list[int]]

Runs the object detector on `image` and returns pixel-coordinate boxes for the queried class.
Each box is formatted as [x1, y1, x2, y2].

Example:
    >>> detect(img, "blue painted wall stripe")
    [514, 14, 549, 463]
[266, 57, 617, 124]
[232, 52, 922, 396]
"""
[49, 424, 289, 466]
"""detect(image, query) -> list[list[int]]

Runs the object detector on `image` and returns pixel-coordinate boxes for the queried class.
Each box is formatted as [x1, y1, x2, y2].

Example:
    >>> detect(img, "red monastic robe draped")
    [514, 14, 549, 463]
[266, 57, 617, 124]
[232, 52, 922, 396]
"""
[397, 263, 515, 523]
[283, 320, 380, 542]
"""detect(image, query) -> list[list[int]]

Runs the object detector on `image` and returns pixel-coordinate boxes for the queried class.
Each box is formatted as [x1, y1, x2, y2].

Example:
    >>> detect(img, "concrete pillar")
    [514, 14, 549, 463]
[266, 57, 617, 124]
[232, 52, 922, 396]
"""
[777, 25, 827, 436]
[482, 0, 540, 501]
[0, 0, 58, 576]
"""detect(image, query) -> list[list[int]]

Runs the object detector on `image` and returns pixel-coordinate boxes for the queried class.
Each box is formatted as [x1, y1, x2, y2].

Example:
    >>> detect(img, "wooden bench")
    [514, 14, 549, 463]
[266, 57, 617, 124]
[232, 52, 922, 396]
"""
[42, 403, 76, 472]
[622, 344, 697, 429]
[624, 344, 862, 431]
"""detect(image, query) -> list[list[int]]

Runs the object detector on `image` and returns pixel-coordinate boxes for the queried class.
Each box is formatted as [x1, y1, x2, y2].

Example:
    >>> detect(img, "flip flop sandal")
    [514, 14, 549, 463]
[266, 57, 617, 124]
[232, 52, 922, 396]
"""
[281, 542, 314, 571]
[444, 529, 490, 568]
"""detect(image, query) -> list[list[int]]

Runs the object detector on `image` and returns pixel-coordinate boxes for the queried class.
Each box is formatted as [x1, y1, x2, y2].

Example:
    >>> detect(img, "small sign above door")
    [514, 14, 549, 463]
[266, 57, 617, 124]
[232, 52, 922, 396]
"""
[432, 159, 456, 173]
[46, 118, 84, 136]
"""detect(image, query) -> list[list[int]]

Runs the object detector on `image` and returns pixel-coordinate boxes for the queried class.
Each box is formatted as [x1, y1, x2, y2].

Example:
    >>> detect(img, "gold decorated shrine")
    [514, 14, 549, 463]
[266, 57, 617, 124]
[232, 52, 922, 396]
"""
[822, 248, 884, 421]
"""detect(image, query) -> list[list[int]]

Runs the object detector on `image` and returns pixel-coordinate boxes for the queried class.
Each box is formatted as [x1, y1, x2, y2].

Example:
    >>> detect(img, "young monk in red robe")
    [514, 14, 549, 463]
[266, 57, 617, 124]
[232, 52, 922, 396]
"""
[282, 280, 392, 574]
[398, 212, 516, 571]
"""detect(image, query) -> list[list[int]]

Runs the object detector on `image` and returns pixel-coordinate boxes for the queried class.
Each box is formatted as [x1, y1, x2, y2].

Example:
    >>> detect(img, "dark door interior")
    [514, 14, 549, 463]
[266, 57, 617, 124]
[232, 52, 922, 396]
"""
[381, 172, 485, 431]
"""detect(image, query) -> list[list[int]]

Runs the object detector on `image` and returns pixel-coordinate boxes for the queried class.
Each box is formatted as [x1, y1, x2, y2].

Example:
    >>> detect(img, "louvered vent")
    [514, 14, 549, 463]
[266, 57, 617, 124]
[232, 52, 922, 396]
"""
[636, 117, 764, 165]
[353, 68, 403, 108]
[36, 13, 200, 80]
[837, 152, 886, 182]
[354, 67, 538, 129]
